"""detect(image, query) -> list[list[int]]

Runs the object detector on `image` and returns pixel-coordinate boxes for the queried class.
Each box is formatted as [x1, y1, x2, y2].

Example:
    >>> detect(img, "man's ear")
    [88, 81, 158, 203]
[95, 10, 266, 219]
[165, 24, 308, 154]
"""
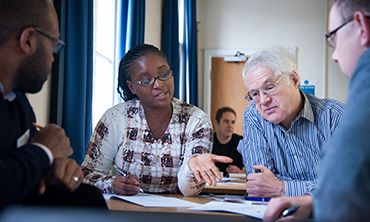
[18, 27, 38, 55]
[289, 71, 300, 88]
[354, 12, 370, 47]
[126, 80, 136, 95]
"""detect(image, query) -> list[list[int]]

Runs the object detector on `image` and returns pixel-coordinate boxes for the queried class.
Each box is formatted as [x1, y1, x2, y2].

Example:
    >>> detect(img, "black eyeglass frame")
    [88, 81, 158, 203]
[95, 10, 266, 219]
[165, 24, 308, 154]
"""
[34, 27, 65, 53]
[245, 74, 287, 102]
[129, 69, 174, 87]
[325, 15, 370, 48]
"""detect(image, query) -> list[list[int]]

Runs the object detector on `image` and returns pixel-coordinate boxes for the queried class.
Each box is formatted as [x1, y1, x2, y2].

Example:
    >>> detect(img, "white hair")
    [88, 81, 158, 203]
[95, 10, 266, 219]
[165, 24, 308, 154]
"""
[242, 46, 298, 88]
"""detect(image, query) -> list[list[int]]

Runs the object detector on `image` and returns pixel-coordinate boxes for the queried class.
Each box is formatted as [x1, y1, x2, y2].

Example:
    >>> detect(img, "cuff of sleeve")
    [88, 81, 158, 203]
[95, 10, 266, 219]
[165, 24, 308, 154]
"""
[284, 180, 307, 196]
[31, 142, 54, 164]
[284, 180, 293, 196]
[183, 159, 194, 177]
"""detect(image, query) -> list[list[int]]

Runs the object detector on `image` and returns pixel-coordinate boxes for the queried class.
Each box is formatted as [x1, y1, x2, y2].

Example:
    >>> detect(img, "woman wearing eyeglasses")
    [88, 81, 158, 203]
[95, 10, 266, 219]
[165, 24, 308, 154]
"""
[81, 44, 232, 196]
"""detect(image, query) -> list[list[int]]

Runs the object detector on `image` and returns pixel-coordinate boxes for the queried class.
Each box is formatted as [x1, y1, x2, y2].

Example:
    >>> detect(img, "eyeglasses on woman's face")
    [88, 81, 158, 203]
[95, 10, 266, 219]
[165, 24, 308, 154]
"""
[130, 69, 173, 87]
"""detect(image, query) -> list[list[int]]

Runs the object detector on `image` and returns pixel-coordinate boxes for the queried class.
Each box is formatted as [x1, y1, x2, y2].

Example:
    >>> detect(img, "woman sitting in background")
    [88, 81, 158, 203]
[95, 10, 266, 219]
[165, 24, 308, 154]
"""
[82, 44, 231, 196]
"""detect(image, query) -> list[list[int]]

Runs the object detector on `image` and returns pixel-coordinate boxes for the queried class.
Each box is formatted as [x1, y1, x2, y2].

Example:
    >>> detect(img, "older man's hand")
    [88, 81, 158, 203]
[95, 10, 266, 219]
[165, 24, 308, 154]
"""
[247, 165, 284, 197]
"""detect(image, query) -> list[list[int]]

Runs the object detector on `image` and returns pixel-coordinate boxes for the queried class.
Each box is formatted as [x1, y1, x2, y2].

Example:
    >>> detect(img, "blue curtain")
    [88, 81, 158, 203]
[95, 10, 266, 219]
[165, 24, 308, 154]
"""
[51, 0, 94, 164]
[119, 0, 129, 60]
[184, 0, 198, 106]
[161, 0, 198, 106]
[127, 0, 145, 49]
[50, 0, 143, 163]
[161, 0, 180, 100]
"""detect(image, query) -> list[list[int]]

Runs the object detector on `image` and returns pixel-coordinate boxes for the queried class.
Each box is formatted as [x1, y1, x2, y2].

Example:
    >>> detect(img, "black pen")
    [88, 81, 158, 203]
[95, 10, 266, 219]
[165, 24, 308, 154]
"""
[282, 205, 299, 217]
[113, 165, 144, 193]
[113, 164, 128, 176]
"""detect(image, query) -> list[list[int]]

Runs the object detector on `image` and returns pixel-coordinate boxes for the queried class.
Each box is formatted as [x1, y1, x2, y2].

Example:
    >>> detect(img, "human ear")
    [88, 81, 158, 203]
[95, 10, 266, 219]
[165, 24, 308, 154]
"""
[354, 12, 370, 47]
[126, 80, 136, 95]
[18, 27, 38, 55]
[289, 71, 300, 88]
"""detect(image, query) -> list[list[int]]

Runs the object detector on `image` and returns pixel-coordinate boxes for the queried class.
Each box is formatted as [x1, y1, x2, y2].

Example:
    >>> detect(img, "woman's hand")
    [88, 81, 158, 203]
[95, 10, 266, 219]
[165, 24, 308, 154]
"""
[188, 154, 232, 186]
[112, 175, 141, 195]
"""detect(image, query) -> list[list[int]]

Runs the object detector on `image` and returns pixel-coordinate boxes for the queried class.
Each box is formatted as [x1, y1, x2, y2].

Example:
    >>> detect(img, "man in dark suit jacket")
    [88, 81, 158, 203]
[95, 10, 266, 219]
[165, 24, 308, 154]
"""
[0, 0, 105, 209]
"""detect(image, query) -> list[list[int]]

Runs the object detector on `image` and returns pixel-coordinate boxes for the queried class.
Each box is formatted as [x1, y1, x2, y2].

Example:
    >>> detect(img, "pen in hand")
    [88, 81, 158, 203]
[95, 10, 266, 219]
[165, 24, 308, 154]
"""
[113, 164, 128, 176]
[281, 205, 299, 217]
[113, 165, 144, 193]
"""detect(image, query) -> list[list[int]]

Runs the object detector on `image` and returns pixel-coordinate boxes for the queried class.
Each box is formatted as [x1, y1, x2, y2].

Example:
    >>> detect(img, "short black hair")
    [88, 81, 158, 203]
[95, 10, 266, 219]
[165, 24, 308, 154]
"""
[0, 0, 51, 45]
[117, 44, 168, 101]
[215, 106, 237, 123]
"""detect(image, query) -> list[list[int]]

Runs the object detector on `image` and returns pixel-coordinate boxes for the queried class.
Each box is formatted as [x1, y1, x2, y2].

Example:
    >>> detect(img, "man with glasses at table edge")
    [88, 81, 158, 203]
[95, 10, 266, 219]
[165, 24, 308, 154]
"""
[237, 47, 344, 198]
[0, 0, 106, 209]
[264, 0, 370, 221]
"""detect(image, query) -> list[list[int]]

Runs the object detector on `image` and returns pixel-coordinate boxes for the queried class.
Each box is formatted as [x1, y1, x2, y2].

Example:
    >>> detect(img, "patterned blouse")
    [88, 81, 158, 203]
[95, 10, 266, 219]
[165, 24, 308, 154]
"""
[82, 98, 213, 196]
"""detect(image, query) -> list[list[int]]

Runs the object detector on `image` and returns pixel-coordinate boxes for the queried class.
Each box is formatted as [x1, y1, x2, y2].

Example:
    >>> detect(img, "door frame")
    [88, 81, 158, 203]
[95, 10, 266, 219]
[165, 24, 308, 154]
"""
[203, 48, 258, 115]
[203, 47, 297, 115]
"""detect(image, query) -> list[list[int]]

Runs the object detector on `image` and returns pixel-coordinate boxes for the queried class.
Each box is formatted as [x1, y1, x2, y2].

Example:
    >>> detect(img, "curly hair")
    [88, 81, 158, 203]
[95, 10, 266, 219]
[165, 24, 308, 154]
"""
[117, 44, 168, 101]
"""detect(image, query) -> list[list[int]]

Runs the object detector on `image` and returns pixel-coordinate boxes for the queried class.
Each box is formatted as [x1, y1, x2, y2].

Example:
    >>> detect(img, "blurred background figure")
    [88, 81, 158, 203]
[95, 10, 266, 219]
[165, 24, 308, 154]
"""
[212, 107, 244, 176]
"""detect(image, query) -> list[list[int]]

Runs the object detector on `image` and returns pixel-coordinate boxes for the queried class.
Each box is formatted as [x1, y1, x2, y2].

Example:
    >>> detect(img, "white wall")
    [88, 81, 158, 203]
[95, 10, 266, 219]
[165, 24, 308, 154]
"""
[197, 0, 348, 110]
[27, 77, 50, 126]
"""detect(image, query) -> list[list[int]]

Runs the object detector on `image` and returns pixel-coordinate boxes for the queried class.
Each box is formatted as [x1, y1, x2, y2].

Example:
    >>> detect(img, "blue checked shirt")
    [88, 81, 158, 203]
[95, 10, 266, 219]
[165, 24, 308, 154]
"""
[238, 93, 344, 196]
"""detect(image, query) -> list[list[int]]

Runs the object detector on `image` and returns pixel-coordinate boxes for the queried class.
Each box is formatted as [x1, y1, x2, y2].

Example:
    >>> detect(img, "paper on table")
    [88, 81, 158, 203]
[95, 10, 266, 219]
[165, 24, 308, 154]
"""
[228, 173, 246, 179]
[103, 193, 115, 200]
[189, 201, 267, 219]
[111, 193, 200, 208]
[219, 177, 244, 182]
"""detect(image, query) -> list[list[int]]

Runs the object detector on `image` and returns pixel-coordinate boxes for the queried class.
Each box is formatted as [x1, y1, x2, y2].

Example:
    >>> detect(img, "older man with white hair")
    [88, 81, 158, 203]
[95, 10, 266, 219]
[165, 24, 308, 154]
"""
[238, 47, 344, 198]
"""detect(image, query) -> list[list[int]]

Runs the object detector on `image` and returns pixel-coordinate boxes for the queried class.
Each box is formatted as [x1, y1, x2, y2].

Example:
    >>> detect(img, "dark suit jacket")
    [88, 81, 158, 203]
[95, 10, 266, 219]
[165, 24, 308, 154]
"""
[0, 91, 50, 209]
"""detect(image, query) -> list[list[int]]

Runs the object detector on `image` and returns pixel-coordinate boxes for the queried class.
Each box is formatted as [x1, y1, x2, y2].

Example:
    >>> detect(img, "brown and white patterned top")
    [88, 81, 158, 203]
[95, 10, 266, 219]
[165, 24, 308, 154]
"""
[81, 98, 213, 196]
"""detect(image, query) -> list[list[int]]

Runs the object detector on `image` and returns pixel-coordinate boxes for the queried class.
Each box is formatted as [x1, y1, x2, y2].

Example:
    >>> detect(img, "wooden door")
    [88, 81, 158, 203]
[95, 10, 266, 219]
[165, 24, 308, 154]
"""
[210, 57, 250, 135]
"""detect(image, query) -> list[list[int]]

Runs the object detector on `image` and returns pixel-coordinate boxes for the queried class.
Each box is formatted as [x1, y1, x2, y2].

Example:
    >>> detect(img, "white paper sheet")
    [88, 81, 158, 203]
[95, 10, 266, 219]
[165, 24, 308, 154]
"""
[228, 173, 246, 179]
[110, 193, 200, 208]
[219, 177, 245, 182]
[189, 200, 267, 219]
[103, 193, 115, 200]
